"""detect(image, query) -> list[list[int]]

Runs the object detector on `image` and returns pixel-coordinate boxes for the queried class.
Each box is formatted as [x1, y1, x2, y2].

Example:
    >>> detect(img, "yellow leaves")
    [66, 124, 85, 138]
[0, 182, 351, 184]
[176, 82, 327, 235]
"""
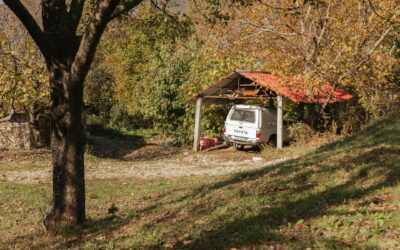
[22, 68, 33, 75]
[0, 37, 49, 116]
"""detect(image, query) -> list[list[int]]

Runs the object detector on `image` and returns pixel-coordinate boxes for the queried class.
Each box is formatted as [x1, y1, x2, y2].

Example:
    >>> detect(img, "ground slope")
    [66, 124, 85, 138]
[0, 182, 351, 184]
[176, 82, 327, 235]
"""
[1, 113, 399, 249]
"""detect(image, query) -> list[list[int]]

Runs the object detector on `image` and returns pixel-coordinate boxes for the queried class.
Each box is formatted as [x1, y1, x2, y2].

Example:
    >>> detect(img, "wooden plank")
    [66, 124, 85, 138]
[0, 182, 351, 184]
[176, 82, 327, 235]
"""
[203, 143, 230, 152]
[237, 84, 256, 87]
[203, 96, 275, 100]
[277, 95, 283, 149]
[193, 98, 203, 152]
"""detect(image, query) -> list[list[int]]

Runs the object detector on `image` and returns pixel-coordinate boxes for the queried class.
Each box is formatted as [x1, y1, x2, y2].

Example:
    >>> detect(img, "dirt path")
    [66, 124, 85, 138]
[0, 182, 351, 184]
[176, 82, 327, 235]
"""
[0, 148, 295, 183]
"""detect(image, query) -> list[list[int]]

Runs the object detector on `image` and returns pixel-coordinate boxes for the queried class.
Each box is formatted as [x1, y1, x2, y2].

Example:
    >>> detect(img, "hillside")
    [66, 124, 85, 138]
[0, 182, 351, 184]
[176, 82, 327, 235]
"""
[1, 113, 399, 249]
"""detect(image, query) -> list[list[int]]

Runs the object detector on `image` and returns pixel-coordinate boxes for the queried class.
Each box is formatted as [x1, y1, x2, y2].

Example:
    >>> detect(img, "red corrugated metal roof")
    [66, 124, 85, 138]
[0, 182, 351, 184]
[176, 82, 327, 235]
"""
[238, 71, 353, 103]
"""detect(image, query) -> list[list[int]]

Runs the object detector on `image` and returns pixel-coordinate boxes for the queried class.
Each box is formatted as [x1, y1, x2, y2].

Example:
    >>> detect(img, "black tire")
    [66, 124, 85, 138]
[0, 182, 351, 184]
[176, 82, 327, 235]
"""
[267, 134, 277, 147]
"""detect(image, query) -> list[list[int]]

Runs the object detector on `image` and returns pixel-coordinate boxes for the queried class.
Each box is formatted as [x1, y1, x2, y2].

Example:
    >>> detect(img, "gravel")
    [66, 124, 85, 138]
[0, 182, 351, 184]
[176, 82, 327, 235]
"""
[0, 153, 295, 184]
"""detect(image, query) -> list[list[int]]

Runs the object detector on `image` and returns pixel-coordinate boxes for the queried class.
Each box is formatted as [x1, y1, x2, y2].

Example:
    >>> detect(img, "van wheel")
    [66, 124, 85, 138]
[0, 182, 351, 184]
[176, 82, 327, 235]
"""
[267, 135, 277, 147]
[234, 143, 245, 151]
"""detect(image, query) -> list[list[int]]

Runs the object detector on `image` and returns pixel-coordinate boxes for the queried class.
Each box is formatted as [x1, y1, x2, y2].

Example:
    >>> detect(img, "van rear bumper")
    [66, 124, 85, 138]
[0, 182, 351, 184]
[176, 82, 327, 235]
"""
[223, 134, 261, 146]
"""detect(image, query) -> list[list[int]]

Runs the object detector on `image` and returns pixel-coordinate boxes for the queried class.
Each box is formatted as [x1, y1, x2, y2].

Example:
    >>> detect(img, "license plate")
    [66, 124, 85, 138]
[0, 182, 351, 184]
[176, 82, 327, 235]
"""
[232, 136, 248, 141]
[233, 129, 248, 135]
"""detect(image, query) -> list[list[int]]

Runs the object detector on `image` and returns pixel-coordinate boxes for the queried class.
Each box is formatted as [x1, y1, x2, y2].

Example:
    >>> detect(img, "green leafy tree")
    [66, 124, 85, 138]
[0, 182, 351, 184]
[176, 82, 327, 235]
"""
[0, 11, 49, 146]
[85, 57, 115, 119]
[103, 6, 259, 144]
[102, 7, 193, 140]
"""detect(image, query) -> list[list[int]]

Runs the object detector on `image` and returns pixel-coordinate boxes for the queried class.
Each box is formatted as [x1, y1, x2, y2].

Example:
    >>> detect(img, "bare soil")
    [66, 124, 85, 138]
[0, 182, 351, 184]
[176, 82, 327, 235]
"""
[0, 135, 294, 184]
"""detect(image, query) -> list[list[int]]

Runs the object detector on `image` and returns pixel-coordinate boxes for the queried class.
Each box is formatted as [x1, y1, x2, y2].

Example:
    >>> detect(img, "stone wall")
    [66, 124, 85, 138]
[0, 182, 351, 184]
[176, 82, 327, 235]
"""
[0, 122, 34, 149]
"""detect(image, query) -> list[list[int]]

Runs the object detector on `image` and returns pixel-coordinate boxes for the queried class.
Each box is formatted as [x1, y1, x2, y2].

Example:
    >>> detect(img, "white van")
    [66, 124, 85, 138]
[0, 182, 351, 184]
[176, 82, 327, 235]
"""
[223, 104, 290, 149]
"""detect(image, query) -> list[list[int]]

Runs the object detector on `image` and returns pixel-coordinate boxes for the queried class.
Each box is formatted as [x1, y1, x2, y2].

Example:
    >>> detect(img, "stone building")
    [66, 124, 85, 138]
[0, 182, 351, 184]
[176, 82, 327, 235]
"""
[0, 115, 50, 150]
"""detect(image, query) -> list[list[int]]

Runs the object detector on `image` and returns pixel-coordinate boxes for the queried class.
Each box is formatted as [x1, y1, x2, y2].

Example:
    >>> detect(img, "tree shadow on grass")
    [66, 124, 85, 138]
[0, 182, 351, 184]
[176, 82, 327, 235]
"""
[16, 146, 396, 249]
[62, 216, 131, 248]
[8, 115, 397, 249]
[186, 112, 400, 199]
[175, 115, 400, 249]
[124, 142, 399, 234]
[127, 157, 301, 219]
[4, 215, 131, 249]
[132, 115, 400, 249]
[86, 125, 146, 159]
[180, 146, 400, 249]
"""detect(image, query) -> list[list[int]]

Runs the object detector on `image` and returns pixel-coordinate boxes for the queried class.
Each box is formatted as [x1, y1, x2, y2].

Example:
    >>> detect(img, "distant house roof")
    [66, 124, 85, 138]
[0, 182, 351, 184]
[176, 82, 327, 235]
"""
[190, 71, 353, 104]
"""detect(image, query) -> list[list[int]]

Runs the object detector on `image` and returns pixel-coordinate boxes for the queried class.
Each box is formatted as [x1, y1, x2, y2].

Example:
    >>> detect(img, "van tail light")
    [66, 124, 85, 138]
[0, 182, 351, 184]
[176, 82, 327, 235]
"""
[256, 130, 261, 139]
[223, 127, 226, 134]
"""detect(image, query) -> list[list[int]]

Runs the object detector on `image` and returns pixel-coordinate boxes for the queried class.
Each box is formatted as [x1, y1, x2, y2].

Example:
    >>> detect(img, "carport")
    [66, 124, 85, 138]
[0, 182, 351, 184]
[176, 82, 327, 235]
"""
[189, 70, 353, 152]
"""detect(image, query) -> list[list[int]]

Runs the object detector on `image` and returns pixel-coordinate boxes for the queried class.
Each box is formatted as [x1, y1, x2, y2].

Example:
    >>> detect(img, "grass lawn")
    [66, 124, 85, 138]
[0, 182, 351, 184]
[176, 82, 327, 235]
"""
[1, 113, 400, 249]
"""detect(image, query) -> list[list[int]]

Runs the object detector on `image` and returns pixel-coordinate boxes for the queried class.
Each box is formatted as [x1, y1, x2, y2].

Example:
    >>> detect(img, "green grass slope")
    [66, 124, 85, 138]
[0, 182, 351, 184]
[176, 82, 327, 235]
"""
[1, 114, 399, 249]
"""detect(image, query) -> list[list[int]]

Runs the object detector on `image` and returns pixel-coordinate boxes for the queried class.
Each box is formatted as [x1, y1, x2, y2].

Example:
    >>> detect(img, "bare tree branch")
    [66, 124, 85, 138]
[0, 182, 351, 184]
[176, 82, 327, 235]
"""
[3, 0, 51, 59]
[110, 0, 143, 20]
[0, 98, 15, 122]
[69, 0, 121, 87]
[150, 0, 175, 19]
[321, 25, 394, 109]
[368, 26, 393, 54]
[364, 0, 397, 25]
[259, 0, 300, 12]
[69, 0, 86, 33]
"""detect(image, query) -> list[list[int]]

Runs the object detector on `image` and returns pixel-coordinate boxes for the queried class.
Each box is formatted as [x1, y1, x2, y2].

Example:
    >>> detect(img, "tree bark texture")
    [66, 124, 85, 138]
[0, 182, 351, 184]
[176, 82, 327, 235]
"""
[3, 0, 144, 232]
[43, 66, 86, 230]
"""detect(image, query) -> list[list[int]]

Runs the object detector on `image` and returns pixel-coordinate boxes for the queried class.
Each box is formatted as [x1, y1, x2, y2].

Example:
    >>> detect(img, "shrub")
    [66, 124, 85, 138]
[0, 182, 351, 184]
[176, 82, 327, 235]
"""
[109, 102, 131, 129]
[289, 122, 316, 144]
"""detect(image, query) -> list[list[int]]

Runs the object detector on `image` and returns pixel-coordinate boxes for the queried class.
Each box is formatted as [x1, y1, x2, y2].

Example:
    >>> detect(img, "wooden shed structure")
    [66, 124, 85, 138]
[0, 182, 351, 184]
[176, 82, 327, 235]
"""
[189, 70, 353, 151]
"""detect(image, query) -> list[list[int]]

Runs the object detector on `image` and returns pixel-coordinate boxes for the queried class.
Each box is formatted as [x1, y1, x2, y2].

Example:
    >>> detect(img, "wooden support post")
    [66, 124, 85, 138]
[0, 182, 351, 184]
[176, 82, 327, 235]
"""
[193, 97, 203, 152]
[277, 95, 283, 149]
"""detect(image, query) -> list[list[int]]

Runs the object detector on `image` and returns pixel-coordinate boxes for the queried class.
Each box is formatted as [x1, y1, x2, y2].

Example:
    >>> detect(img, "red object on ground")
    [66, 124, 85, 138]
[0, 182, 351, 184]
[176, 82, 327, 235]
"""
[200, 137, 219, 151]
[239, 72, 353, 103]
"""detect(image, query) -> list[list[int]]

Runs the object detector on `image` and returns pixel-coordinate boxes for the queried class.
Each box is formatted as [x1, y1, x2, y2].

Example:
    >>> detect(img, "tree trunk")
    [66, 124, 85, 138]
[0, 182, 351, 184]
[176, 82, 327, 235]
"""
[296, 103, 305, 122]
[29, 103, 41, 147]
[305, 103, 319, 130]
[4, 0, 144, 234]
[43, 66, 86, 232]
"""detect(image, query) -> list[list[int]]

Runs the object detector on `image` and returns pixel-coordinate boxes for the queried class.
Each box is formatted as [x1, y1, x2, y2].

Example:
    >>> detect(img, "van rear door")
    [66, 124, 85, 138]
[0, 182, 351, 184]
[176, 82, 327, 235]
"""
[225, 108, 260, 141]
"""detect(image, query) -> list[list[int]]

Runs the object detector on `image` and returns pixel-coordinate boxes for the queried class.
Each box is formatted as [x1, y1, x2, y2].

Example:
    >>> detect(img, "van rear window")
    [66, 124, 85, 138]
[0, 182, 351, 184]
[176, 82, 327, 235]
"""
[230, 109, 256, 123]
